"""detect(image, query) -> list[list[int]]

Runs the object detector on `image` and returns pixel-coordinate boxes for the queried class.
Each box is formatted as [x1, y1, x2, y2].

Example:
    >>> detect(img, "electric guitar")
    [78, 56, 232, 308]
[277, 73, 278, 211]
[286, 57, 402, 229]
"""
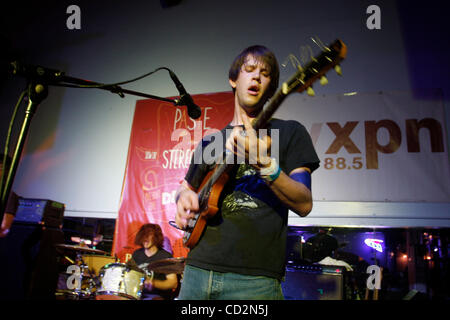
[182, 39, 347, 248]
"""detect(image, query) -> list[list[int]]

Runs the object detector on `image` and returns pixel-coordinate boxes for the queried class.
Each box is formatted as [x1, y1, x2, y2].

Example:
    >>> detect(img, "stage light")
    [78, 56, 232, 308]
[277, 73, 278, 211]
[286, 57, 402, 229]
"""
[364, 238, 384, 252]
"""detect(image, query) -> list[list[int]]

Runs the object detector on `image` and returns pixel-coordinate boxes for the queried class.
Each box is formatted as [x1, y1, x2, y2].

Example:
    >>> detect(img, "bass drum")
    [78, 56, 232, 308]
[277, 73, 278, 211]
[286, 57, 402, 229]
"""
[81, 254, 116, 275]
[96, 263, 145, 300]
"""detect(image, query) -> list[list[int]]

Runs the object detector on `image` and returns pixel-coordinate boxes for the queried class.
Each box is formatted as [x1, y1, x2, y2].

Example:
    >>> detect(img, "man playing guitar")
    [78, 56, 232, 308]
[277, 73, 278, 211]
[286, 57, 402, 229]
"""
[175, 45, 320, 299]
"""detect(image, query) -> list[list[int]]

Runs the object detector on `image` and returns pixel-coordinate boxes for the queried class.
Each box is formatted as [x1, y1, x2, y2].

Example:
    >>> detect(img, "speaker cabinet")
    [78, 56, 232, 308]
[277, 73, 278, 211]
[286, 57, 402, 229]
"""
[0, 222, 64, 300]
[282, 264, 345, 300]
[15, 198, 65, 228]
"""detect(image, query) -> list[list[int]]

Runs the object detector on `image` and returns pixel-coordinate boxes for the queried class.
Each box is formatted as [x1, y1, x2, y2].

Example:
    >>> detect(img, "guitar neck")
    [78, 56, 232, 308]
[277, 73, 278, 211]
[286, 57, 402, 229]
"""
[196, 39, 347, 205]
[252, 88, 288, 130]
[184, 39, 346, 248]
[196, 90, 288, 203]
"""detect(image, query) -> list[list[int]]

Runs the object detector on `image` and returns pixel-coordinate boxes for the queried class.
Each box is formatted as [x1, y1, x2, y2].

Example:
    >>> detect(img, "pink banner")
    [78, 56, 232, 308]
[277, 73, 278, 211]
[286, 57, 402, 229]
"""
[113, 92, 234, 261]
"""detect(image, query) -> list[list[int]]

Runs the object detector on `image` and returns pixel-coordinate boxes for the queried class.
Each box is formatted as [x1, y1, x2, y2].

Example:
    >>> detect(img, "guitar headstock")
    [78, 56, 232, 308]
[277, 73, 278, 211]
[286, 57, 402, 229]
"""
[282, 39, 347, 97]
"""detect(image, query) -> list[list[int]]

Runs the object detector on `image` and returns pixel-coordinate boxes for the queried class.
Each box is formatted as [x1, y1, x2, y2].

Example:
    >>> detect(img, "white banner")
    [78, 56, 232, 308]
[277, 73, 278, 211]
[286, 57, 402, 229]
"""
[276, 89, 450, 202]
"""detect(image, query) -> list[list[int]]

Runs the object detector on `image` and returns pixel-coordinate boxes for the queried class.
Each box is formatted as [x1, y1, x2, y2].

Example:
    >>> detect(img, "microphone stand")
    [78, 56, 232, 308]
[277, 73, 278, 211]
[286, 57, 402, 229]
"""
[55, 74, 179, 104]
[0, 81, 48, 221]
[0, 66, 181, 221]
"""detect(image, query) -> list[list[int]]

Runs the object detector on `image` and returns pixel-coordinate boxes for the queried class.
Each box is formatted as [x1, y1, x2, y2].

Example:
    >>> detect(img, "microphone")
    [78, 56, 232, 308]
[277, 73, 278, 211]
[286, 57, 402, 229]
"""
[168, 70, 201, 119]
[8, 61, 64, 83]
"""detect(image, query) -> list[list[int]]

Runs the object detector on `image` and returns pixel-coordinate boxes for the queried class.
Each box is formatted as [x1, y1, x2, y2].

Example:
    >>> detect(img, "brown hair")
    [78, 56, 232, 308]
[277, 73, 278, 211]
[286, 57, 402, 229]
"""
[228, 45, 280, 99]
[134, 223, 164, 249]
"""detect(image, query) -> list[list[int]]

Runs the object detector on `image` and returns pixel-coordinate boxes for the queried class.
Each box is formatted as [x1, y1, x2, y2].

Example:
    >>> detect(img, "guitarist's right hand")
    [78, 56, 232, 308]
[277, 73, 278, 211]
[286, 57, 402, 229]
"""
[175, 181, 199, 230]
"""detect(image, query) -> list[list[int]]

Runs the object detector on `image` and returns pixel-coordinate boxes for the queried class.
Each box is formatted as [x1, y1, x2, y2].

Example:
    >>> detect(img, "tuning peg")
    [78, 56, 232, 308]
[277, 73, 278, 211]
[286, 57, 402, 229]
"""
[319, 76, 328, 86]
[282, 82, 289, 94]
[306, 87, 315, 96]
[334, 65, 342, 76]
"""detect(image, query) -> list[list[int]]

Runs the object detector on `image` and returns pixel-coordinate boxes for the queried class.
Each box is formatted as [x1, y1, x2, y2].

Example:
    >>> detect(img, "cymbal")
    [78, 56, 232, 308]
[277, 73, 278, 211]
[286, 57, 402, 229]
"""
[55, 244, 107, 255]
[147, 257, 186, 274]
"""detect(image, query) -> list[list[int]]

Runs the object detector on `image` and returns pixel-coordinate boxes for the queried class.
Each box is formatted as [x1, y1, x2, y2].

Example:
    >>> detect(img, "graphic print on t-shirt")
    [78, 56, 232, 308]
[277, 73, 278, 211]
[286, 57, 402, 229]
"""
[222, 163, 285, 218]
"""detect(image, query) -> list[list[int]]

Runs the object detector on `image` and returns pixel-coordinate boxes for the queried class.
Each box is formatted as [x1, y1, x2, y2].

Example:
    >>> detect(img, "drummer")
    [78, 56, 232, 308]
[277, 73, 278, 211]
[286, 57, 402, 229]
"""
[127, 223, 178, 300]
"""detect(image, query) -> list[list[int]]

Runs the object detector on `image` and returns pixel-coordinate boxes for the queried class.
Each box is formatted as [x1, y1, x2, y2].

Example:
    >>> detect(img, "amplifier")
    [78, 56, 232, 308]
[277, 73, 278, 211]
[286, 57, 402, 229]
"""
[15, 198, 65, 228]
[282, 264, 345, 300]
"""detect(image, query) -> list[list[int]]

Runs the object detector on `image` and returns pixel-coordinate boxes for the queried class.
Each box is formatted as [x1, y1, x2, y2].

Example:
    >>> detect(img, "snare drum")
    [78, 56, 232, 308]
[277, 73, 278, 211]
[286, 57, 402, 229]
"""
[96, 263, 145, 300]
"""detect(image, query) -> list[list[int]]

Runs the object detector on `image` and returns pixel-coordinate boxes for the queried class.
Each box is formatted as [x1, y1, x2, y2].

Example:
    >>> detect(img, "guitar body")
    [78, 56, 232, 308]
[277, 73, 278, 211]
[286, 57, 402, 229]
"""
[183, 169, 230, 248]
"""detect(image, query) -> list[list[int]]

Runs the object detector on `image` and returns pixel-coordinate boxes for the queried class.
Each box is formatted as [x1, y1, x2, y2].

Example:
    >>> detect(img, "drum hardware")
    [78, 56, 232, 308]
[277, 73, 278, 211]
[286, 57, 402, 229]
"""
[56, 260, 96, 300]
[54, 243, 186, 300]
[55, 243, 107, 255]
[147, 257, 186, 274]
[70, 235, 104, 247]
[63, 255, 75, 264]
[55, 243, 110, 300]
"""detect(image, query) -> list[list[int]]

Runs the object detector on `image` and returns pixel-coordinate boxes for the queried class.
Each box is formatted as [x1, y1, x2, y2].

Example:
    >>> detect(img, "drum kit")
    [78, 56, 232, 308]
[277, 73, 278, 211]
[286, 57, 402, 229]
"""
[54, 243, 185, 300]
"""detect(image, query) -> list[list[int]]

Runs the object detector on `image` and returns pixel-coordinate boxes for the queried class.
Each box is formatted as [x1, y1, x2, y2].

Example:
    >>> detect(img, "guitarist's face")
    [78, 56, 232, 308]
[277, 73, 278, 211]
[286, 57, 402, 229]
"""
[229, 54, 272, 117]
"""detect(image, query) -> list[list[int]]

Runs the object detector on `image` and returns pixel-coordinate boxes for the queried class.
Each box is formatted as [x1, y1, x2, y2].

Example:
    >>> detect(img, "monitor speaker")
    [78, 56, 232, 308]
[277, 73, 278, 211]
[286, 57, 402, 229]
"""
[282, 264, 345, 300]
[15, 198, 65, 228]
[0, 222, 64, 299]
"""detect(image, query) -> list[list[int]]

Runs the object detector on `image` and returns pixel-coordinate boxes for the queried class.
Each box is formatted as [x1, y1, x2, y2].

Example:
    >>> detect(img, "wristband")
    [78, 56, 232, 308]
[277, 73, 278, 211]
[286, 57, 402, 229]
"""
[259, 158, 282, 182]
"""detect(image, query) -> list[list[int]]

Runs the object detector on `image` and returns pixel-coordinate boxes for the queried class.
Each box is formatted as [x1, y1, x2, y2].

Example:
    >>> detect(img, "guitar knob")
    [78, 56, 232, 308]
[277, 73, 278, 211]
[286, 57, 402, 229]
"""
[306, 87, 315, 96]
[334, 65, 342, 76]
[319, 76, 328, 86]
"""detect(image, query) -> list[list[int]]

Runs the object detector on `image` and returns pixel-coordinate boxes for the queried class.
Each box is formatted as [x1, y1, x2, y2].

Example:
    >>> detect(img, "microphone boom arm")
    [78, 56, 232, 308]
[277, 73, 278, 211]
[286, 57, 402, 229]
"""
[54, 74, 179, 105]
[0, 63, 187, 221]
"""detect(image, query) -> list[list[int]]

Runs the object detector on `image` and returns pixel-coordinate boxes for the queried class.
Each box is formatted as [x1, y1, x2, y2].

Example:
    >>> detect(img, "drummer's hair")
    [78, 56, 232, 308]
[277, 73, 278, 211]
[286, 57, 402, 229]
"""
[134, 223, 164, 249]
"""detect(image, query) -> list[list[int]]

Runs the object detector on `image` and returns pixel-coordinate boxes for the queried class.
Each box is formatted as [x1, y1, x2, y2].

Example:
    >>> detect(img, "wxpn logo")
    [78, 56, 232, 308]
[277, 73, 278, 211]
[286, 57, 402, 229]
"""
[320, 118, 445, 170]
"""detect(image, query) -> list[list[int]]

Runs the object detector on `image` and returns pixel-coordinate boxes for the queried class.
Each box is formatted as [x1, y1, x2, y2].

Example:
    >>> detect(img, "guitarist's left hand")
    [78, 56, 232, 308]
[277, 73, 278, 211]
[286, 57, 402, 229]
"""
[225, 110, 272, 170]
[226, 109, 314, 217]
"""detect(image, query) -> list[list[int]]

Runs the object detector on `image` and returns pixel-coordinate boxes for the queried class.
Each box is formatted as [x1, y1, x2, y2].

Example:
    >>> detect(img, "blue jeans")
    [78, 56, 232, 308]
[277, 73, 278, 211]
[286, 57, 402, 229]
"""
[178, 265, 284, 300]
